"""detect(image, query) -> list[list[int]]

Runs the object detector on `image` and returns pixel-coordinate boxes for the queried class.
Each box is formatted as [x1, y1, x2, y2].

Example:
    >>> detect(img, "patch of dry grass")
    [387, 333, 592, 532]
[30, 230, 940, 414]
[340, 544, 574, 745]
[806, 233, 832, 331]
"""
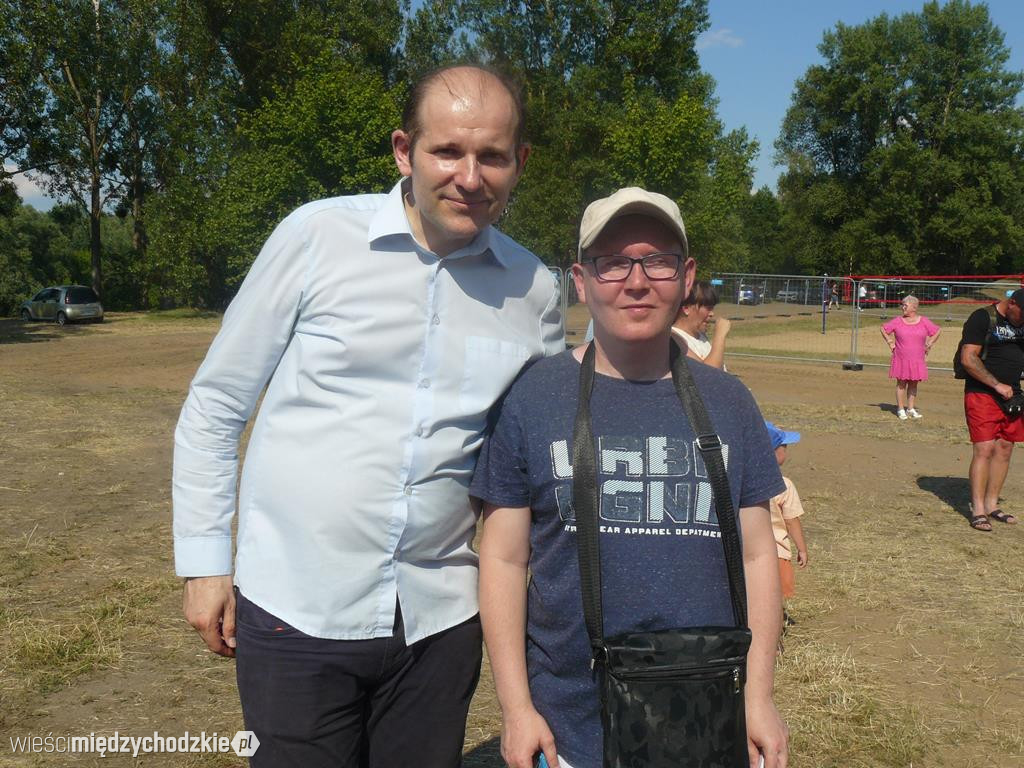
[0, 537, 178, 724]
[763, 402, 966, 444]
[777, 640, 927, 766]
[774, 482, 1023, 762]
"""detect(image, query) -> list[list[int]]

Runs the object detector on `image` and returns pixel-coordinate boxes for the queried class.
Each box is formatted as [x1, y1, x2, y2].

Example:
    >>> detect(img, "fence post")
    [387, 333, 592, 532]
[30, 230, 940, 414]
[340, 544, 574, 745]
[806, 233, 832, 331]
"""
[820, 275, 828, 334]
[849, 280, 861, 365]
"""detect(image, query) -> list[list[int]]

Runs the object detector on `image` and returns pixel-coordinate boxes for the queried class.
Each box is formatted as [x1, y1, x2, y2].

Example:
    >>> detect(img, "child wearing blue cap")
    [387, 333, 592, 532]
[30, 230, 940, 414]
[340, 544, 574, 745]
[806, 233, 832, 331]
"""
[765, 422, 808, 626]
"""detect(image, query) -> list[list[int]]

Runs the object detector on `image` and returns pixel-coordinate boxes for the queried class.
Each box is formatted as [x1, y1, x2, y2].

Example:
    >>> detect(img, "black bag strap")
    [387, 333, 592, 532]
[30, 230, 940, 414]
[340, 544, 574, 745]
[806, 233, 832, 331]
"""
[572, 342, 605, 659]
[573, 342, 748, 662]
[982, 303, 999, 360]
[668, 343, 748, 628]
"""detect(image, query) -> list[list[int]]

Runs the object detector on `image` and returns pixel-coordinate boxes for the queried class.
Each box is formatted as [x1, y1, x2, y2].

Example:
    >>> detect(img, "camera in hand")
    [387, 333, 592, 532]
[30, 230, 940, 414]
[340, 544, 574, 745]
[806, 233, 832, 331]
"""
[1000, 391, 1024, 417]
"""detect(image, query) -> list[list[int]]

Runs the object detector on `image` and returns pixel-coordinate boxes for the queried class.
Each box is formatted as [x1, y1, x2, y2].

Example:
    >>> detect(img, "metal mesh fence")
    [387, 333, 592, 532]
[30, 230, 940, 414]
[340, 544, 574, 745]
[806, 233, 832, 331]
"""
[549, 267, 1023, 370]
[712, 273, 1024, 371]
[710, 273, 858, 366]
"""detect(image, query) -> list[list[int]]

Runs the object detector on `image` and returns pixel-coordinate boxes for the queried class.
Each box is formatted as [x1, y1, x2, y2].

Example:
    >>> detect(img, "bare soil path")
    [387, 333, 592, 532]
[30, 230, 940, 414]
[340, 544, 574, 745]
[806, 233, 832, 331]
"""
[1, 314, 1021, 767]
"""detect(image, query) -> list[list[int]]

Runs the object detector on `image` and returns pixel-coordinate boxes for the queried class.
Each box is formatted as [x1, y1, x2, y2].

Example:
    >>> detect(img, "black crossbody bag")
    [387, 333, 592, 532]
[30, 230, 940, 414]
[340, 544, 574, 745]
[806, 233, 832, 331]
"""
[573, 342, 751, 768]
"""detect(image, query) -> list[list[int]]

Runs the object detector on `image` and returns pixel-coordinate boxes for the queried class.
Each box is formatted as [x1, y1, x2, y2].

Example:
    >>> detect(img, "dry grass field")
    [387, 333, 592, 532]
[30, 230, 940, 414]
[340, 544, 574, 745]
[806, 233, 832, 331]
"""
[1, 311, 1022, 767]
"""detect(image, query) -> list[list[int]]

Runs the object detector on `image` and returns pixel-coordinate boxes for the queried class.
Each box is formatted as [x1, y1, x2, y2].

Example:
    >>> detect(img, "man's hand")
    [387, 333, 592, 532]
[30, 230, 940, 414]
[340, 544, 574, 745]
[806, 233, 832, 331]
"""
[183, 575, 236, 657]
[499, 705, 559, 768]
[796, 549, 808, 568]
[994, 382, 1014, 400]
[745, 694, 788, 768]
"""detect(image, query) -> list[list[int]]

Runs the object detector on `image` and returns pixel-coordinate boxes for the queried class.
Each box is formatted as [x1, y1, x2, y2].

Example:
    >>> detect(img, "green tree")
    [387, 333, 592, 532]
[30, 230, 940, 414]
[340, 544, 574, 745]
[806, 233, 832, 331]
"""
[0, 199, 86, 314]
[777, 0, 1024, 276]
[1, 10, 44, 175]
[210, 57, 403, 293]
[0, 0, 165, 297]
[5, 0, 764, 310]
[196, 0, 403, 109]
[135, 0, 239, 308]
[687, 128, 757, 273]
[407, 0, 756, 270]
[402, 0, 466, 77]
[741, 187, 787, 274]
[147, 54, 402, 308]
[142, 0, 405, 308]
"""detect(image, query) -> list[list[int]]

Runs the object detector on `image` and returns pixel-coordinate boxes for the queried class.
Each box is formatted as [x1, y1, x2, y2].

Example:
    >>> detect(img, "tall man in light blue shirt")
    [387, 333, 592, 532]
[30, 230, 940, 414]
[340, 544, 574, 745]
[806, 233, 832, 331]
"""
[173, 65, 564, 767]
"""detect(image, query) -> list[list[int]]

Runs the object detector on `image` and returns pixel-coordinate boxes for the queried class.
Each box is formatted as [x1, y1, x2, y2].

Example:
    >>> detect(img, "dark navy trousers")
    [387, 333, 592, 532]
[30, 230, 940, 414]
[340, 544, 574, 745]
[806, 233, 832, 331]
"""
[235, 590, 482, 768]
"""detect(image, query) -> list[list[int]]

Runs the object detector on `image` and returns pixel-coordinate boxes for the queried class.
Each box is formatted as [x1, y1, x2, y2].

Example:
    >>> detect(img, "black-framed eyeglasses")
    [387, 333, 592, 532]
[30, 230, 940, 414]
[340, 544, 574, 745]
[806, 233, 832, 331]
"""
[583, 253, 683, 282]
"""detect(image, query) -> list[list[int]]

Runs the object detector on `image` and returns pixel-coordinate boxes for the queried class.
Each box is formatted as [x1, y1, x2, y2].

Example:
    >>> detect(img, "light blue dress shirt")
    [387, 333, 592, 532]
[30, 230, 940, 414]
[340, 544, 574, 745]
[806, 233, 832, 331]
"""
[173, 180, 564, 643]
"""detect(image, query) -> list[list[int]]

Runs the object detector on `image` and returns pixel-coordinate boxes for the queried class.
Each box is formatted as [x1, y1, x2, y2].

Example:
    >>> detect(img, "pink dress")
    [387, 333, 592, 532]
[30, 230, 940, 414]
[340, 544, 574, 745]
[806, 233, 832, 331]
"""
[883, 315, 940, 381]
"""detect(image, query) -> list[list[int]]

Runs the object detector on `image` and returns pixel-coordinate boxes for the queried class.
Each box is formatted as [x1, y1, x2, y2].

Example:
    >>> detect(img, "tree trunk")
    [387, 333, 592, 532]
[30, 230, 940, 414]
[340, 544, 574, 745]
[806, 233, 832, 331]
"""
[132, 145, 148, 306]
[90, 0, 103, 298]
[132, 182, 147, 253]
[91, 167, 103, 297]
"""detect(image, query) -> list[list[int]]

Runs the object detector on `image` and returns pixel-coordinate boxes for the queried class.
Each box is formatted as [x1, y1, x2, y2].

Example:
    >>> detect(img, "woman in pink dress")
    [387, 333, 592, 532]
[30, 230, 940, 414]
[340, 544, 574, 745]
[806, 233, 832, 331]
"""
[880, 295, 941, 420]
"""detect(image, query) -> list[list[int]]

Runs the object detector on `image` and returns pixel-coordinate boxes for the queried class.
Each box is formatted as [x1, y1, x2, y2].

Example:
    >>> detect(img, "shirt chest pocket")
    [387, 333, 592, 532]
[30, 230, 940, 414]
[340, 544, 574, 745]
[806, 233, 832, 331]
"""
[459, 336, 533, 417]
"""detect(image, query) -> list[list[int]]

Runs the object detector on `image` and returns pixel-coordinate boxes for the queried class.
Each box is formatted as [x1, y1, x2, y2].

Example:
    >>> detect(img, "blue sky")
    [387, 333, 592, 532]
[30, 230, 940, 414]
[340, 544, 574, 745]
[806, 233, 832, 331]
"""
[698, 0, 1024, 191]
[10, 1, 1024, 209]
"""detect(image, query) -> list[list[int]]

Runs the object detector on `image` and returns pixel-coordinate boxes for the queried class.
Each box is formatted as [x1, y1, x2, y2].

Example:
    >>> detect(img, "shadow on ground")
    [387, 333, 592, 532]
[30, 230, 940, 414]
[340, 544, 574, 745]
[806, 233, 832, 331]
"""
[916, 475, 972, 520]
[463, 737, 502, 767]
[868, 401, 902, 416]
[0, 317, 110, 345]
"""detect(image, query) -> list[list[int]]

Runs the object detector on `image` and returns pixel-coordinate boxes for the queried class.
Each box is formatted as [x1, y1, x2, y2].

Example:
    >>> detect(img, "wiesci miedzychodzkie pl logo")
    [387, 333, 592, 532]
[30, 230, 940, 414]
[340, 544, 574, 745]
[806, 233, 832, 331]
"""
[8, 730, 260, 758]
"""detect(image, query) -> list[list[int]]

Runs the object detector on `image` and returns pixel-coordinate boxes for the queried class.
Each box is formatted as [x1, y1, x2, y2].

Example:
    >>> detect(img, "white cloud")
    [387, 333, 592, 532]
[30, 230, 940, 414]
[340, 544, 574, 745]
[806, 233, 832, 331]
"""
[4, 163, 45, 196]
[4, 162, 57, 210]
[697, 28, 744, 51]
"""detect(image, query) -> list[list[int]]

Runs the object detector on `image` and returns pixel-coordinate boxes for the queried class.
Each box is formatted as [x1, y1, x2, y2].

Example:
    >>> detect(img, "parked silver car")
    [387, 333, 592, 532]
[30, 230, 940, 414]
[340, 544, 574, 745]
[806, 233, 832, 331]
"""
[20, 285, 104, 326]
[736, 284, 765, 305]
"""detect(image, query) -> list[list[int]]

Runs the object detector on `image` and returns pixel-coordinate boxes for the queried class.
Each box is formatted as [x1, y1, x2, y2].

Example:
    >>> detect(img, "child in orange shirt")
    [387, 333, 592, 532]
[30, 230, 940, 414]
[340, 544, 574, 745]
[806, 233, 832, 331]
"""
[765, 422, 808, 623]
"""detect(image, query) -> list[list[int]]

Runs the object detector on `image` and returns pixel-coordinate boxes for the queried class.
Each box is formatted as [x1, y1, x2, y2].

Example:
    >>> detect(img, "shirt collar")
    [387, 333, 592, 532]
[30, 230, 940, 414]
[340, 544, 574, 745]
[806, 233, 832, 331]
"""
[367, 179, 507, 266]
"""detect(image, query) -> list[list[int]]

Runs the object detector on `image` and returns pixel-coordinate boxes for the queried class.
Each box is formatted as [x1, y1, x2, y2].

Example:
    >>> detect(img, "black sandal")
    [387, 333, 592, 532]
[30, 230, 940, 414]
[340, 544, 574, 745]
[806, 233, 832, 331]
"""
[989, 509, 1017, 524]
[970, 514, 993, 532]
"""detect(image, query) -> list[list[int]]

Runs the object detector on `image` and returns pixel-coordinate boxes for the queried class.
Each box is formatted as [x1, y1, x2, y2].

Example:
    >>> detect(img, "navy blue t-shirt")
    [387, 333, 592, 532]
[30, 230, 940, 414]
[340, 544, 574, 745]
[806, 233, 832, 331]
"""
[470, 350, 784, 768]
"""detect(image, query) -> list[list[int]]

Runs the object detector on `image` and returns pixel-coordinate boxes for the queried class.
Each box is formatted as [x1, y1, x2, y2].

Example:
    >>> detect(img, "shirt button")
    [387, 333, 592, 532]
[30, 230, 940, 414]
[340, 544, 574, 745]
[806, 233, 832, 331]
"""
[431, 314, 440, 325]
[419, 378, 431, 389]
[404, 486, 413, 496]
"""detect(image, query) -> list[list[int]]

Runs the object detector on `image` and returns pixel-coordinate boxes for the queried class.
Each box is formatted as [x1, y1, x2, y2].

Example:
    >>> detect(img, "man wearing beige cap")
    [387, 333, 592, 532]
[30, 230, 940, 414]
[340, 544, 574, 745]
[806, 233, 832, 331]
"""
[472, 187, 789, 768]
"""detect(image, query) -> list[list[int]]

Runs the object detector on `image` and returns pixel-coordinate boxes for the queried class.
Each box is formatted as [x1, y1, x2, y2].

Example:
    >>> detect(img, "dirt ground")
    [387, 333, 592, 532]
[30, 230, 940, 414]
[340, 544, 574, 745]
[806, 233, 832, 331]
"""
[1, 313, 1021, 767]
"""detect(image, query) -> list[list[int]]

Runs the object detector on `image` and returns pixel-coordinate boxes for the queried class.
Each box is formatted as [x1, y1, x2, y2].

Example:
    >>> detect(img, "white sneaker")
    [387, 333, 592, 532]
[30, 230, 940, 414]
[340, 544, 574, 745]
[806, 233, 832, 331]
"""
[898, 409, 909, 420]
[908, 408, 923, 419]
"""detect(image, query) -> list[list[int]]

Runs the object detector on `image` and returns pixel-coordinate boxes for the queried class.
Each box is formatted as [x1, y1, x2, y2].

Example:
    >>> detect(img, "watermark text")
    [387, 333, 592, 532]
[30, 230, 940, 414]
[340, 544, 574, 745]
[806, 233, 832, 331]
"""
[9, 731, 259, 758]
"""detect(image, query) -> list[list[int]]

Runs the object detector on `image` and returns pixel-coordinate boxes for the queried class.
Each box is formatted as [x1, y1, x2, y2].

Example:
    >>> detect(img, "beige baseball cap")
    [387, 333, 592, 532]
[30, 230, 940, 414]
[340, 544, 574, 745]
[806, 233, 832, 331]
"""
[577, 187, 688, 260]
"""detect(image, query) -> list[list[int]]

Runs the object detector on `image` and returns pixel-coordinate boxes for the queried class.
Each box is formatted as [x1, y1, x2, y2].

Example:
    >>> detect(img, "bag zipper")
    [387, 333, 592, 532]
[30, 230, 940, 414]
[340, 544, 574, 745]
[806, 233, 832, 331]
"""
[611, 661, 744, 687]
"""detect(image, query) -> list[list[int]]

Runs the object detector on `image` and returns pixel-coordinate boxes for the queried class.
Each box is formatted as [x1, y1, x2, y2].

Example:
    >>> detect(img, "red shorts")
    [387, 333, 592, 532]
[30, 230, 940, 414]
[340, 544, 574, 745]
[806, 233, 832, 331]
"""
[964, 392, 1024, 443]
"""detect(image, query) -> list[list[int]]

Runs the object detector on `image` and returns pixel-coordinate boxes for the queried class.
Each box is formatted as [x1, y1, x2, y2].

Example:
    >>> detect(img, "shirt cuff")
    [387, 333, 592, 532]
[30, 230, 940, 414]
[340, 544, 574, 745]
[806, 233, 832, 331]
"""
[174, 536, 234, 577]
